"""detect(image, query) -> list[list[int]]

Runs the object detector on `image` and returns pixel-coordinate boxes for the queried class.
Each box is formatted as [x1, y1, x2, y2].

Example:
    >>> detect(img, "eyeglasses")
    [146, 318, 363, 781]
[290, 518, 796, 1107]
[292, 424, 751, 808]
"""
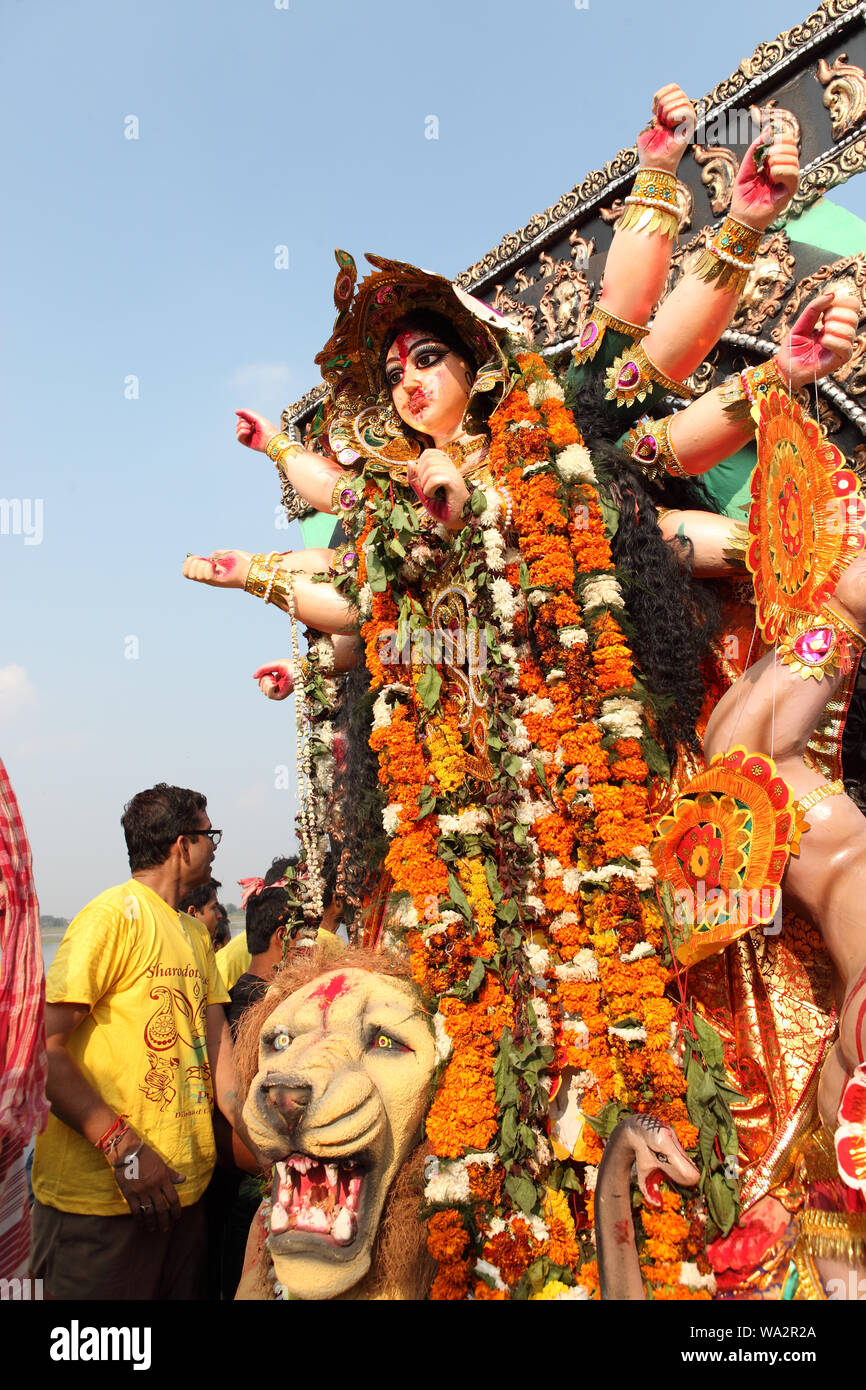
[183, 829, 223, 847]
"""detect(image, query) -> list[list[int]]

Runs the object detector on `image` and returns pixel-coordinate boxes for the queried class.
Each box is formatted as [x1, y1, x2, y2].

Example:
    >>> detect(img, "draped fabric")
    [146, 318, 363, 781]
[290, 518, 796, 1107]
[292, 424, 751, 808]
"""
[0, 755, 46, 1148]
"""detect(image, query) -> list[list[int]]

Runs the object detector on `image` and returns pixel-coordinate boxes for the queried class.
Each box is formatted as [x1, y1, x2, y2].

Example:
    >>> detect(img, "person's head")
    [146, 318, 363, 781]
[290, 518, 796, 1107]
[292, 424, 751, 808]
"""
[179, 877, 223, 943]
[382, 311, 477, 445]
[121, 783, 218, 889]
[245, 885, 297, 959]
[213, 902, 231, 950]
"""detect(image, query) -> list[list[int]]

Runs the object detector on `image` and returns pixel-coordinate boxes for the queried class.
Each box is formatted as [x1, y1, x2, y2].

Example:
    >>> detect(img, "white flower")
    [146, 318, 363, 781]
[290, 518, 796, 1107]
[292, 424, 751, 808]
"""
[491, 577, 520, 624]
[608, 1024, 648, 1042]
[527, 377, 564, 406]
[474, 1259, 507, 1293]
[620, 941, 656, 963]
[680, 1262, 716, 1293]
[543, 856, 563, 880]
[321, 678, 339, 705]
[599, 696, 644, 740]
[524, 894, 546, 914]
[433, 1012, 452, 1064]
[560, 625, 588, 649]
[528, 589, 547, 606]
[632, 845, 657, 890]
[545, 667, 566, 684]
[555, 442, 595, 483]
[477, 485, 504, 528]
[525, 940, 550, 976]
[562, 867, 583, 895]
[314, 760, 334, 792]
[314, 636, 335, 670]
[516, 797, 548, 825]
[482, 528, 506, 572]
[584, 1165, 598, 1193]
[582, 576, 625, 612]
[357, 583, 373, 620]
[316, 720, 335, 749]
[382, 803, 402, 836]
[437, 807, 489, 836]
[549, 1284, 592, 1300]
[533, 998, 555, 1047]
[557, 949, 599, 983]
[524, 693, 554, 717]
[550, 910, 577, 932]
[507, 718, 530, 754]
[424, 1157, 470, 1205]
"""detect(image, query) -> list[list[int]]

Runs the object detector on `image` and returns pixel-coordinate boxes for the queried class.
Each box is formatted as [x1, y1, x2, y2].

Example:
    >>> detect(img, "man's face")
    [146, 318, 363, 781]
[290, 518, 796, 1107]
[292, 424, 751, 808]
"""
[183, 810, 216, 888]
[195, 892, 222, 941]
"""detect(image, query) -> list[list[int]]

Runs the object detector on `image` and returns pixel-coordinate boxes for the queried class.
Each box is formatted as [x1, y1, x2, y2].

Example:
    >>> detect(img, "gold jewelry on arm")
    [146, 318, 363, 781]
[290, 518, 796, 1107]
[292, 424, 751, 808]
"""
[794, 779, 844, 815]
[618, 167, 680, 242]
[330, 473, 364, 516]
[572, 303, 650, 366]
[692, 216, 763, 296]
[244, 554, 276, 599]
[605, 341, 697, 408]
[720, 359, 789, 422]
[624, 414, 690, 478]
[821, 603, 866, 650]
[266, 433, 307, 471]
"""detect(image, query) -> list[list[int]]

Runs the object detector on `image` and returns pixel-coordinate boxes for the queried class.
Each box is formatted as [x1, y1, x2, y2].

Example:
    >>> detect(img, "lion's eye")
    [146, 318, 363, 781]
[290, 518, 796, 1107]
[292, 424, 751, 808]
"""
[271, 1031, 292, 1052]
[372, 1031, 395, 1050]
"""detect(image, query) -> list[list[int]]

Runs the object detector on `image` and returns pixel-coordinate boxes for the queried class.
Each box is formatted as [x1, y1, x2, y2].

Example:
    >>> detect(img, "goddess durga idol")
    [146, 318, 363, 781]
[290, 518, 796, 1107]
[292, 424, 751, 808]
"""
[184, 85, 866, 1300]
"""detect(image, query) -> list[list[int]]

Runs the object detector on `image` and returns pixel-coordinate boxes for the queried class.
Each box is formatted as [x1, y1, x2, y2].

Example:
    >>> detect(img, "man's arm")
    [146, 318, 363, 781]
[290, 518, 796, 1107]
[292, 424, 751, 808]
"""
[206, 1003, 261, 1168]
[44, 1001, 185, 1232]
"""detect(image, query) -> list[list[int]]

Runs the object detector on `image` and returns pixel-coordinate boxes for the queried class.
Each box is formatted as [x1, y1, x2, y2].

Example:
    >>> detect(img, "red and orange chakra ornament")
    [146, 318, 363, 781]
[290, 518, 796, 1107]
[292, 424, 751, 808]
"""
[747, 388, 866, 644]
[652, 747, 804, 966]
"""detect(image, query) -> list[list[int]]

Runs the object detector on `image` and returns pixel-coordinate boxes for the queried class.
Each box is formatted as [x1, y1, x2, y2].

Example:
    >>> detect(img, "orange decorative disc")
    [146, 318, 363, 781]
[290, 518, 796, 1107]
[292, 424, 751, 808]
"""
[652, 747, 803, 965]
[747, 388, 865, 644]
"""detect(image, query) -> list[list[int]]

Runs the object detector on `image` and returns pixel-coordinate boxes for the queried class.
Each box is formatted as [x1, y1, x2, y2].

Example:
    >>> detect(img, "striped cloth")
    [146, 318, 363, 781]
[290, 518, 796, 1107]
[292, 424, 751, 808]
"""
[0, 755, 47, 1148]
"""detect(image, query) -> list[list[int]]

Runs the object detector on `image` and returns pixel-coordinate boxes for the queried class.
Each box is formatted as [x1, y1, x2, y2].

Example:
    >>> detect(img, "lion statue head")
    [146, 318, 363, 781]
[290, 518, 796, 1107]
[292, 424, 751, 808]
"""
[234, 945, 438, 1300]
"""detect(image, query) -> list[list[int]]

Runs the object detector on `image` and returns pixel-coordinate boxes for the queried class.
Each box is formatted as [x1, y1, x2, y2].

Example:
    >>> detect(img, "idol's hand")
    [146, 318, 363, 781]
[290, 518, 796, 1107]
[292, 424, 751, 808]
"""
[637, 84, 696, 173]
[236, 409, 280, 453]
[183, 550, 252, 590]
[253, 661, 295, 700]
[730, 126, 799, 231]
[407, 449, 470, 529]
[774, 292, 860, 388]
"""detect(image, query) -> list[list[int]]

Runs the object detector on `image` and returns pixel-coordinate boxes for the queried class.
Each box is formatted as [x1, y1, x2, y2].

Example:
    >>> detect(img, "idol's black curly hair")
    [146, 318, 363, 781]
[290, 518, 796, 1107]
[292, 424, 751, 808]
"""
[565, 368, 724, 760]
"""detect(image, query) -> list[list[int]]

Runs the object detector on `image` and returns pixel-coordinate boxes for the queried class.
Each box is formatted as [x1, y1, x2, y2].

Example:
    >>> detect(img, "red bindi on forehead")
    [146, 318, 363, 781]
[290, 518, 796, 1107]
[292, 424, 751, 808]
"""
[393, 332, 419, 369]
[308, 972, 355, 1027]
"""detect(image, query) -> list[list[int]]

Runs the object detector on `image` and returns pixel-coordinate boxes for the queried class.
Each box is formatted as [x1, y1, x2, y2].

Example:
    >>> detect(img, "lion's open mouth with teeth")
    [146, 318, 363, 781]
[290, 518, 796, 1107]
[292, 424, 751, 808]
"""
[269, 1153, 367, 1250]
[239, 963, 437, 1299]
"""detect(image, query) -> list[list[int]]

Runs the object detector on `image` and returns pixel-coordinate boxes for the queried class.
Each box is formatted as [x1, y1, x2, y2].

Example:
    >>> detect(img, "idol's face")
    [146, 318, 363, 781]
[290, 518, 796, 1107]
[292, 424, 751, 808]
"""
[384, 330, 474, 444]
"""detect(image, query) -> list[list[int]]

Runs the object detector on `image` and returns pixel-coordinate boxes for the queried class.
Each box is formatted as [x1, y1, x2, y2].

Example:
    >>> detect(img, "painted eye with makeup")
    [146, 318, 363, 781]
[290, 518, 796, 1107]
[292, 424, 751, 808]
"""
[385, 341, 450, 390]
[369, 1028, 411, 1054]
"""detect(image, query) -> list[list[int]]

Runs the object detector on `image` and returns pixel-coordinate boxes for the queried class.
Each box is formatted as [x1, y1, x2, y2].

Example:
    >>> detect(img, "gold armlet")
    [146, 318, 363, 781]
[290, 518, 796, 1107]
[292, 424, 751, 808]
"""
[330, 543, 359, 576]
[330, 473, 363, 516]
[617, 167, 679, 242]
[624, 414, 690, 479]
[692, 216, 763, 296]
[605, 341, 697, 408]
[794, 779, 844, 815]
[572, 304, 650, 366]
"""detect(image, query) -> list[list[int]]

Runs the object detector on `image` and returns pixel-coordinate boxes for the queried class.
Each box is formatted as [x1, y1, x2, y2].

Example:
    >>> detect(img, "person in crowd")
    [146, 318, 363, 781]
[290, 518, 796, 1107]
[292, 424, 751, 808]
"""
[179, 877, 226, 948]
[29, 783, 253, 1300]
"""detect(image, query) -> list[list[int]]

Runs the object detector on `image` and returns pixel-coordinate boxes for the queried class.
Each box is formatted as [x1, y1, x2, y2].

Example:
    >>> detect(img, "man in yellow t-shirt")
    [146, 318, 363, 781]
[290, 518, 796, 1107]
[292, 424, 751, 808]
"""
[31, 783, 251, 1301]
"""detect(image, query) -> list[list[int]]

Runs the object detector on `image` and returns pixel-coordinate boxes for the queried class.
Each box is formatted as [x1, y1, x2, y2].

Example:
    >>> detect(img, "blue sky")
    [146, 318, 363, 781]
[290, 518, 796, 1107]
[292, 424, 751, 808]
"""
[2, 0, 863, 916]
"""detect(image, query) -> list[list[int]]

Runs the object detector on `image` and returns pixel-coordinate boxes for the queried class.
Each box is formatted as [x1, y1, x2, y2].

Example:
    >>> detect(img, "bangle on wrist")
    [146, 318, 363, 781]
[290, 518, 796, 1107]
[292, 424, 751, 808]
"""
[111, 1139, 145, 1170]
[266, 433, 306, 470]
[692, 216, 763, 295]
[620, 167, 680, 242]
